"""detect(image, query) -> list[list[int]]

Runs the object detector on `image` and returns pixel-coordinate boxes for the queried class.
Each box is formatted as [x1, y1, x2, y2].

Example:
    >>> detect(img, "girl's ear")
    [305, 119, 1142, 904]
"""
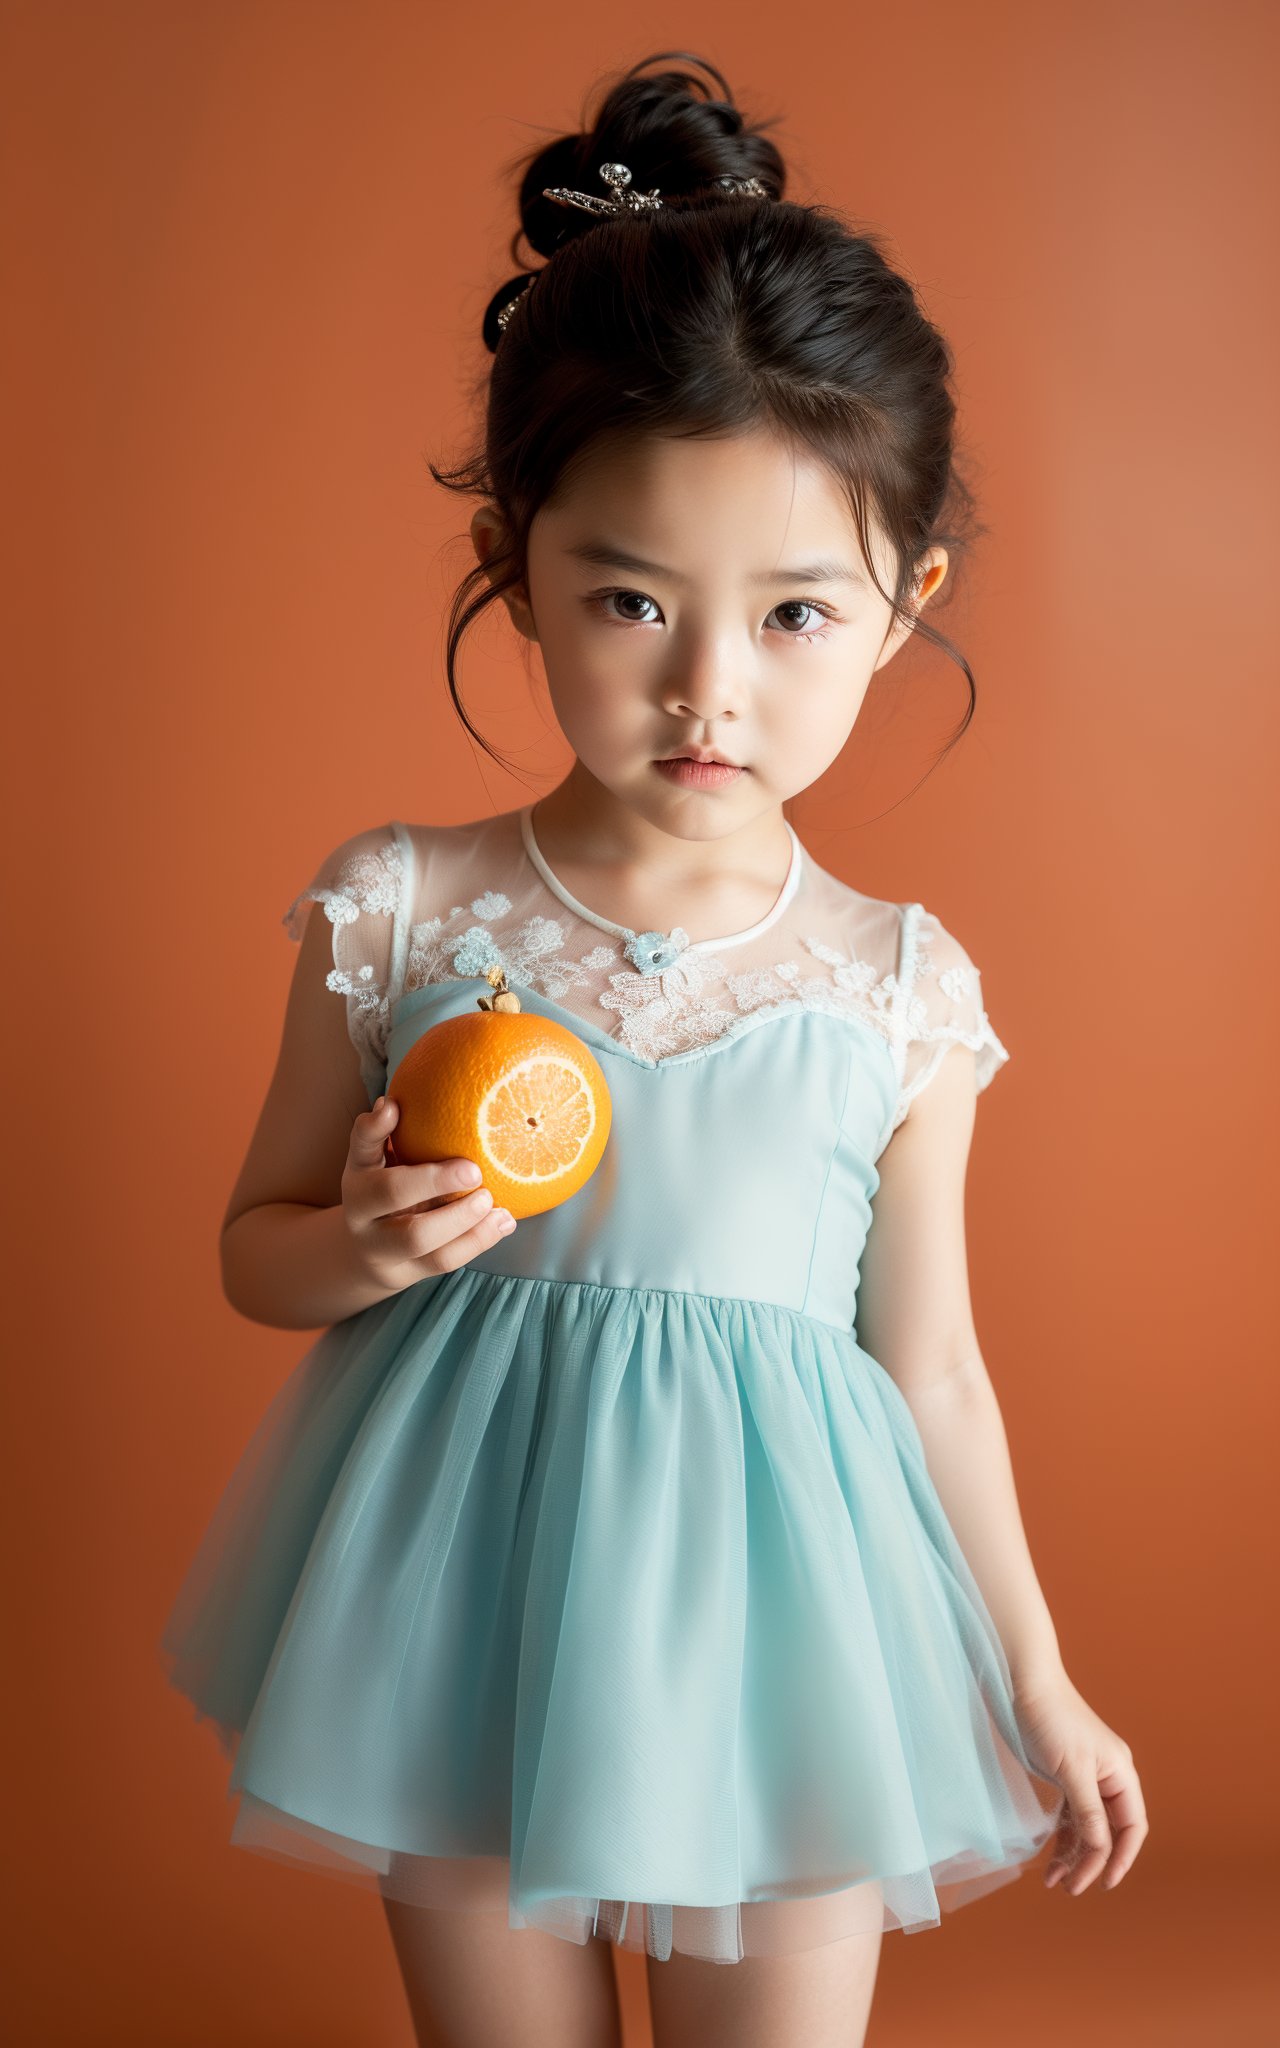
[872, 547, 950, 672]
[912, 549, 949, 608]
[470, 504, 538, 642]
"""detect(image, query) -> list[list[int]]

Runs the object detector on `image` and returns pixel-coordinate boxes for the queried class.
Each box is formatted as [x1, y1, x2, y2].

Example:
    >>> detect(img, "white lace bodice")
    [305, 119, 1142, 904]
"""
[281, 804, 1010, 1138]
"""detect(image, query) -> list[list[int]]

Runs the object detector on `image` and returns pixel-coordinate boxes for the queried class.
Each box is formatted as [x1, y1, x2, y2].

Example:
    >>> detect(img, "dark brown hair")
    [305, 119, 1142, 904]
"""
[429, 51, 983, 787]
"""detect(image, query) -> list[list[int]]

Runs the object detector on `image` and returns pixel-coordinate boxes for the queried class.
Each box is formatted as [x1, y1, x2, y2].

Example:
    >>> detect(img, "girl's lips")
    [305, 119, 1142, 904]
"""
[653, 759, 745, 789]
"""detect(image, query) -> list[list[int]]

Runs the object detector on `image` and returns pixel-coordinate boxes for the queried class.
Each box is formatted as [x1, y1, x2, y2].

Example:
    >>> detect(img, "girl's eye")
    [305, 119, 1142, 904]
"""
[590, 589, 662, 625]
[767, 600, 832, 637]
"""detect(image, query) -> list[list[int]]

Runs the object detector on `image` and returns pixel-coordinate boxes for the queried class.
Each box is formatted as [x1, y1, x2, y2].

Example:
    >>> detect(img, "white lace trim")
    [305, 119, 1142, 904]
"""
[283, 831, 1009, 1122]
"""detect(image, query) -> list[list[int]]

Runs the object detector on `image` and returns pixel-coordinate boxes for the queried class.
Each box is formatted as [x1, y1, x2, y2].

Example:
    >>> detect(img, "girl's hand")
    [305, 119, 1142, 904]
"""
[339, 1095, 517, 1292]
[1012, 1670, 1149, 1895]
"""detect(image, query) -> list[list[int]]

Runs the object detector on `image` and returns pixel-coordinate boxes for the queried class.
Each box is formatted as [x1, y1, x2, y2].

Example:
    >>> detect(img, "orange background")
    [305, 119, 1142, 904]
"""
[6, 2, 1277, 2041]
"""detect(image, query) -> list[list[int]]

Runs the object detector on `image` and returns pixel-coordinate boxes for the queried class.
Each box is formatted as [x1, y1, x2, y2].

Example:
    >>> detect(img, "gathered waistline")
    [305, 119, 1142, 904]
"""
[418, 1262, 857, 1340]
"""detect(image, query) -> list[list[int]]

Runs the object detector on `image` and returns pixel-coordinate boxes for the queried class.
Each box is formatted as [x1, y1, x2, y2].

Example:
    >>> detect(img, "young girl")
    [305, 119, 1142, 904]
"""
[162, 52, 1147, 2048]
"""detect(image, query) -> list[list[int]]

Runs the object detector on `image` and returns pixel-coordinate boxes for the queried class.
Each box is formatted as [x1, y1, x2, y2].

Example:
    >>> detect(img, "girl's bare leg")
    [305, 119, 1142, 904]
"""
[382, 1897, 623, 2048]
[646, 1920, 883, 2048]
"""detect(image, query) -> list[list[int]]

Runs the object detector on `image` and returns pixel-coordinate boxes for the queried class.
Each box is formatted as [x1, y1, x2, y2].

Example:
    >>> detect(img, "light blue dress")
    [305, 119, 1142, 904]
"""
[161, 804, 1063, 1964]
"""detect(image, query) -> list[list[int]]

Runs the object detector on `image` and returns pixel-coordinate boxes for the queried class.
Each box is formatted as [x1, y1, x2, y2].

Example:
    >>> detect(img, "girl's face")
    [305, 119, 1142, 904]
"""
[474, 424, 946, 836]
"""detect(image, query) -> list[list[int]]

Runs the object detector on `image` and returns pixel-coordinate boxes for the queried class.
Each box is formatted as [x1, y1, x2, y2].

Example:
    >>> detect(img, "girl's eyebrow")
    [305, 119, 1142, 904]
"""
[565, 540, 867, 588]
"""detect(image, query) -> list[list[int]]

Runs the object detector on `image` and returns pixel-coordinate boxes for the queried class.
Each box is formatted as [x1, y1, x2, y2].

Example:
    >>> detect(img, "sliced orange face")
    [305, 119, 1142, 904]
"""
[478, 1054, 600, 1185]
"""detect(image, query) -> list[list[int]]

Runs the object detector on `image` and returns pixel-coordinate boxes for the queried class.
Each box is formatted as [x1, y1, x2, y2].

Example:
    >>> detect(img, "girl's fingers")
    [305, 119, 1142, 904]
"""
[1098, 1763, 1149, 1890]
[348, 1100, 486, 1222]
[404, 1192, 516, 1267]
[1043, 1756, 1115, 1894]
[372, 1159, 485, 1223]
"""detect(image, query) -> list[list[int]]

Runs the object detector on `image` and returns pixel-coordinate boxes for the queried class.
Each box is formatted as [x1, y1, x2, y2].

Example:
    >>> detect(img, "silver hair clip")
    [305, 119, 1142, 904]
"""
[541, 162, 769, 217]
[542, 160, 664, 217]
[712, 174, 769, 197]
[495, 282, 534, 335]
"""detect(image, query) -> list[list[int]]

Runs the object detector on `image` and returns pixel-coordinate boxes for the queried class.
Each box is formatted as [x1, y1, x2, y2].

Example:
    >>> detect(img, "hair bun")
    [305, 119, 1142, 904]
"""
[513, 52, 787, 261]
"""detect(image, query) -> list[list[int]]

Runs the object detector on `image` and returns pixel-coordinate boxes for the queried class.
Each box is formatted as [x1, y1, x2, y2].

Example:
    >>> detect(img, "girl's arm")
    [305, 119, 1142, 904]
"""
[221, 1201, 399, 1331]
[857, 1044, 1064, 1690]
[218, 891, 401, 1328]
[219, 880, 511, 1328]
[858, 1045, 1149, 1895]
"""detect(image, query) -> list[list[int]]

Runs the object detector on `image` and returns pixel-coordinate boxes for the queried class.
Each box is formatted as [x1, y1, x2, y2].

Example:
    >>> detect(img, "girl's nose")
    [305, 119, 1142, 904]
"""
[660, 632, 751, 722]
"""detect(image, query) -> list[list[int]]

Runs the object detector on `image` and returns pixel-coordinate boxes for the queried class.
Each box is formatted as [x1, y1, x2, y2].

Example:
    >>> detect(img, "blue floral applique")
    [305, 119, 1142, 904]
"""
[451, 924, 505, 978]
[416, 907, 617, 1002]
[622, 927, 692, 977]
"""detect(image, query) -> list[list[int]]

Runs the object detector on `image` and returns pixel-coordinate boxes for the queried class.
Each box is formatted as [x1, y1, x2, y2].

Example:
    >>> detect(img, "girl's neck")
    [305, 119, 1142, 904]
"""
[526, 769, 798, 946]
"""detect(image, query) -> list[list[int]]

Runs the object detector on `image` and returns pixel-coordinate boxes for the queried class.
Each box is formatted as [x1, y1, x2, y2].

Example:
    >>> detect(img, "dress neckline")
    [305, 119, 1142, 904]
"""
[518, 803, 805, 955]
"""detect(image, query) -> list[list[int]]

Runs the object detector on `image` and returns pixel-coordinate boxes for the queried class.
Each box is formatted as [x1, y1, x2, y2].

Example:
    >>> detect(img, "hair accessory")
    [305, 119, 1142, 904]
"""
[542, 160, 664, 218]
[494, 163, 770, 343]
[494, 274, 537, 337]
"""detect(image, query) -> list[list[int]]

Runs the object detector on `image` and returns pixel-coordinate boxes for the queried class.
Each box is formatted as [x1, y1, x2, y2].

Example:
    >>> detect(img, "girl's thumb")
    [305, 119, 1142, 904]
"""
[352, 1095, 394, 1159]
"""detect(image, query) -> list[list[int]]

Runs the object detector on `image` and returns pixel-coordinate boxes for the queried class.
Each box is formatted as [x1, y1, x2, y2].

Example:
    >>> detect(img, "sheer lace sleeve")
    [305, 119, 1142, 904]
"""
[281, 820, 416, 1101]
[890, 904, 1010, 1131]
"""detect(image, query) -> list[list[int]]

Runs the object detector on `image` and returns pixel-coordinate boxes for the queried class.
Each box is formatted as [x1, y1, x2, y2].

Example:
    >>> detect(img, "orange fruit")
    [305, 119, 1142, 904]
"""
[387, 967, 612, 1221]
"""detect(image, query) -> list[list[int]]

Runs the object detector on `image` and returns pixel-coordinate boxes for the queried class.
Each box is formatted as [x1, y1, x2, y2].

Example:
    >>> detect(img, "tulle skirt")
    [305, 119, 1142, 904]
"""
[160, 1268, 1063, 1964]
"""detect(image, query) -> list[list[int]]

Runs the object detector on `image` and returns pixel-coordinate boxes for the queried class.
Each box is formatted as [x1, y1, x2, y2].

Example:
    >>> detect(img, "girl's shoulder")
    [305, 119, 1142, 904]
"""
[277, 811, 525, 1100]
[280, 810, 521, 939]
[800, 847, 1011, 1127]
[889, 896, 1012, 1130]
[281, 819, 413, 943]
